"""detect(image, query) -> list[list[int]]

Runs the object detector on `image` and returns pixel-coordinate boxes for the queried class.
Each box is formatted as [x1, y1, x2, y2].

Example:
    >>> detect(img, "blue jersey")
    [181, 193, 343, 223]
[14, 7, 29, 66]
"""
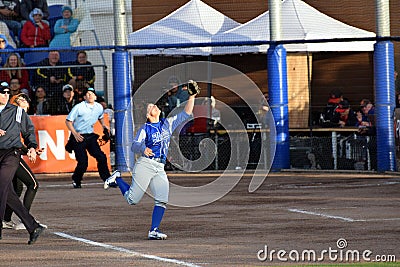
[131, 111, 191, 159]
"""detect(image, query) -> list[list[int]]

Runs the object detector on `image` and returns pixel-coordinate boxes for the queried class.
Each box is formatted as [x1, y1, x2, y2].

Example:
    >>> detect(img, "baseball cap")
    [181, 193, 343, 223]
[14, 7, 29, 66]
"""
[14, 93, 31, 103]
[0, 81, 10, 94]
[62, 84, 73, 92]
[83, 87, 96, 95]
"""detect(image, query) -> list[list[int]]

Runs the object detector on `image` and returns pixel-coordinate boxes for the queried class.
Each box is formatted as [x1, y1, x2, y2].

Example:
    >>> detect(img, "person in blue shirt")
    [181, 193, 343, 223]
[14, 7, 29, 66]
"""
[66, 87, 118, 188]
[0, 34, 16, 67]
[104, 83, 197, 240]
[49, 5, 79, 48]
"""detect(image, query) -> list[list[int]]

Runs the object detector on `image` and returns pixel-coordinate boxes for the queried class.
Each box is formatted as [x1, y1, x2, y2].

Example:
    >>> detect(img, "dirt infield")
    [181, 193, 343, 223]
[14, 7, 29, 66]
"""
[0, 171, 399, 266]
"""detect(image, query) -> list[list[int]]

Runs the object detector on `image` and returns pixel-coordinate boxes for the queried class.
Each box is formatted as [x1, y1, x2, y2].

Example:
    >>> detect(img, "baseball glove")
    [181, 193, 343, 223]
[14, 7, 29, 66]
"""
[98, 128, 111, 146]
[186, 80, 200, 96]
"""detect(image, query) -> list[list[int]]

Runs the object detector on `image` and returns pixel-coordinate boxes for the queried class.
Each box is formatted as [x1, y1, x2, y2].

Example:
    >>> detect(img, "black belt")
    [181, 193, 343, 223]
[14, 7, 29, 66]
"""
[151, 157, 166, 164]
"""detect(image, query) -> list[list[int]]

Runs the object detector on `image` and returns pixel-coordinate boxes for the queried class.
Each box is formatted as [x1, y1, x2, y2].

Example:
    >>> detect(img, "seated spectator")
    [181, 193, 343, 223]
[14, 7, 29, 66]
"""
[49, 6, 79, 48]
[0, 21, 16, 47]
[164, 76, 189, 116]
[331, 99, 358, 127]
[0, 0, 22, 44]
[32, 50, 66, 98]
[9, 78, 28, 97]
[32, 85, 50, 115]
[0, 34, 16, 66]
[67, 51, 96, 89]
[356, 99, 376, 135]
[0, 53, 31, 96]
[52, 84, 76, 115]
[359, 99, 375, 116]
[20, 8, 50, 48]
[324, 89, 343, 120]
[20, 0, 49, 22]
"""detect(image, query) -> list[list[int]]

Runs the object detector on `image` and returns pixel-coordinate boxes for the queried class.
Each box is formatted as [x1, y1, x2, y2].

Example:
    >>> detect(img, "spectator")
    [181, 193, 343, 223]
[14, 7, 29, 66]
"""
[32, 86, 50, 115]
[32, 50, 66, 98]
[395, 69, 400, 95]
[331, 99, 358, 127]
[20, 0, 49, 22]
[49, 6, 79, 48]
[0, 21, 16, 47]
[52, 84, 76, 115]
[20, 8, 50, 48]
[0, 0, 22, 43]
[257, 92, 269, 126]
[67, 51, 96, 89]
[9, 78, 24, 96]
[396, 93, 400, 109]
[202, 96, 221, 127]
[0, 53, 31, 96]
[165, 76, 189, 116]
[356, 99, 376, 135]
[0, 34, 16, 66]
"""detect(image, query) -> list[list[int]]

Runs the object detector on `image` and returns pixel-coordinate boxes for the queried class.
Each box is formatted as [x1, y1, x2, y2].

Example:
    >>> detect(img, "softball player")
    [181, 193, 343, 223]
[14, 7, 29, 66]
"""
[105, 89, 197, 240]
[2, 93, 45, 231]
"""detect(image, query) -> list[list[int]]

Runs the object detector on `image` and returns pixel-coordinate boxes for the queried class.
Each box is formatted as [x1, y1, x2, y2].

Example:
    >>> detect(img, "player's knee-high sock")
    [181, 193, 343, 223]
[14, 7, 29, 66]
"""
[150, 205, 165, 230]
[116, 177, 130, 195]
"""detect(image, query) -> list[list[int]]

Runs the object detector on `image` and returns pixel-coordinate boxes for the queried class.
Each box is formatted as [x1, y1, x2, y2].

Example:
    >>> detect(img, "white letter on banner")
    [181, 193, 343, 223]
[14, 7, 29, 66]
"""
[38, 130, 65, 160]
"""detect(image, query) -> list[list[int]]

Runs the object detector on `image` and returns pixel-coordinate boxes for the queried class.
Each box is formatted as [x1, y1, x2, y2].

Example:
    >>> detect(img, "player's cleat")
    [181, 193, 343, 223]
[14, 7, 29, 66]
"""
[38, 223, 48, 229]
[148, 228, 167, 240]
[28, 225, 45, 245]
[104, 170, 121, 190]
[72, 182, 82, 188]
[2, 220, 16, 229]
[14, 222, 26, 230]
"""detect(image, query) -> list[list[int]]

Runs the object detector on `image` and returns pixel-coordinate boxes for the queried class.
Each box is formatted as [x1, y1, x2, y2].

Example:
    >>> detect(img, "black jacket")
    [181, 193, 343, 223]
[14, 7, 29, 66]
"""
[0, 103, 37, 150]
[20, 0, 49, 21]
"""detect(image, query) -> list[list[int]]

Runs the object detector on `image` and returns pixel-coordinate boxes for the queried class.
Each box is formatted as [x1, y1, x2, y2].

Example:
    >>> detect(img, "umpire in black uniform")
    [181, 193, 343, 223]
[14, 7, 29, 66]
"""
[0, 82, 45, 244]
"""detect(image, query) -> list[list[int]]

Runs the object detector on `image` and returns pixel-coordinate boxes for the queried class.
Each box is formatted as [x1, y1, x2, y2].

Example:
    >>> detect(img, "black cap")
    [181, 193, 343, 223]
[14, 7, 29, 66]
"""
[83, 87, 96, 95]
[0, 81, 10, 93]
[15, 93, 31, 103]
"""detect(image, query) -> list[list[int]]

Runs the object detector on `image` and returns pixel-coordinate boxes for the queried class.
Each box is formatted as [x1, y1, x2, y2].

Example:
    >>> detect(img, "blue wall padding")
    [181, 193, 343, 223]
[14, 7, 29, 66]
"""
[113, 51, 134, 171]
[267, 45, 290, 170]
[374, 41, 396, 171]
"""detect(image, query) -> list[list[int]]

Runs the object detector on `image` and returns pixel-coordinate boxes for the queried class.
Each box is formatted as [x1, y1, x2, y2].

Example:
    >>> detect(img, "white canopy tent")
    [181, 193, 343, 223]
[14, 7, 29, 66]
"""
[212, 0, 376, 53]
[127, 0, 241, 55]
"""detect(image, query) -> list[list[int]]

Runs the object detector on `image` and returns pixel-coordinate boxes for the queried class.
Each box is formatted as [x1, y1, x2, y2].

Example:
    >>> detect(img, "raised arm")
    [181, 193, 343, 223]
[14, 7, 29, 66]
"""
[184, 94, 196, 115]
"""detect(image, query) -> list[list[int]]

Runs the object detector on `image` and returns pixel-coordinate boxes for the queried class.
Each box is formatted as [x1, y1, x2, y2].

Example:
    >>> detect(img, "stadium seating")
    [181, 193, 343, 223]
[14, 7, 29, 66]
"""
[48, 4, 64, 38]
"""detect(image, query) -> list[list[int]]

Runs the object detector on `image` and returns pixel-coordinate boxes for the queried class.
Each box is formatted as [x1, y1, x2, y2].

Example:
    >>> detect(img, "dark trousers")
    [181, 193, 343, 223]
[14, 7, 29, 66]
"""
[4, 159, 39, 222]
[0, 149, 38, 233]
[71, 134, 111, 183]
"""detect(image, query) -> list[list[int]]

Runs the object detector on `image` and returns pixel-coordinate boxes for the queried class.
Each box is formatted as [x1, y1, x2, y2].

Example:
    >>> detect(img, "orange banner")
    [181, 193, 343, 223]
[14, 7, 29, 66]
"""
[26, 115, 110, 174]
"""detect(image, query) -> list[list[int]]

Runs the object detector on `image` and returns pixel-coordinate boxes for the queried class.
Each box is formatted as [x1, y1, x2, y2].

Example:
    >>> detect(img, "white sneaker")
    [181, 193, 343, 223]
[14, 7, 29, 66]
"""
[2, 221, 16, 229]
[148, 228, 167, 240]
[14, 222, 26, 230]
[104, 170, 121, 190]
[38, 223, 48, 229]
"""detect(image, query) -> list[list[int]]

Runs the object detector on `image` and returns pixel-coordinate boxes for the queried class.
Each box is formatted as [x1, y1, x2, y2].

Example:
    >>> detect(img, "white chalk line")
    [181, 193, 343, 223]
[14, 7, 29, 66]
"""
[288, 208, 400, 222]
[53, 232, 202, 267]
